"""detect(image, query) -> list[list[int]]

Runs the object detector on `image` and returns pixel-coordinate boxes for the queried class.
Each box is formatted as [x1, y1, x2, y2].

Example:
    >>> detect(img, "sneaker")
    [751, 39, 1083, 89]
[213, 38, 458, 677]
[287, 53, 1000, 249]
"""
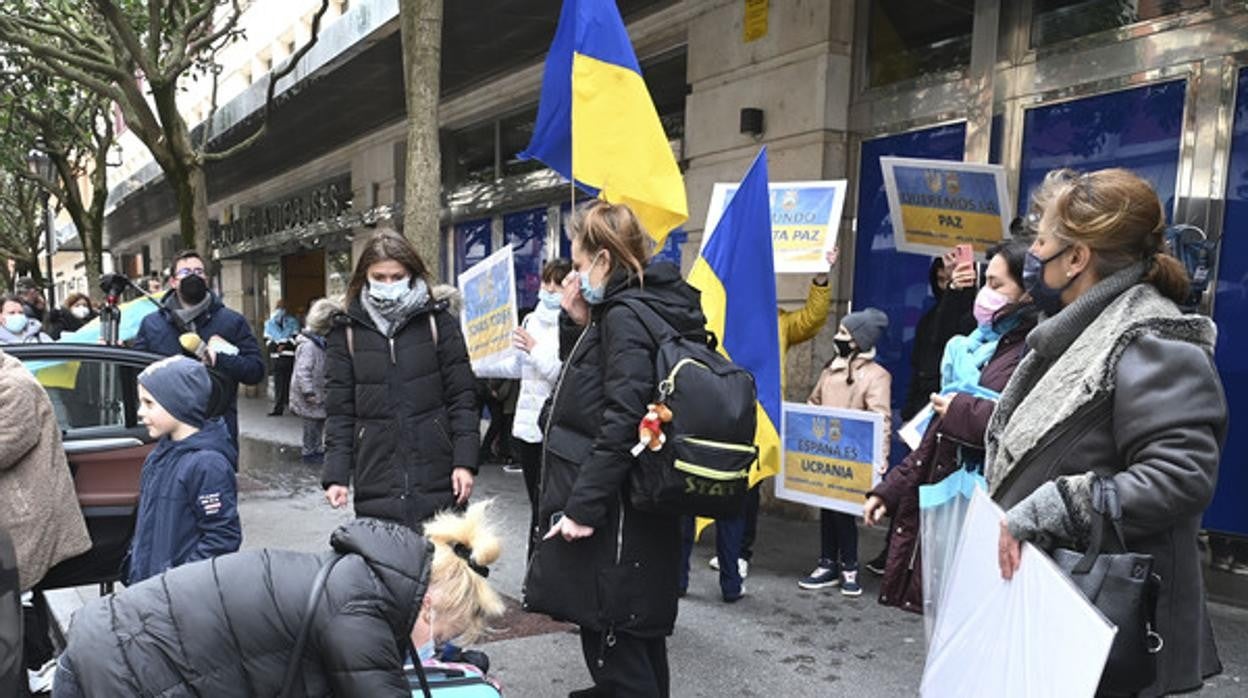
[738, 558, 750, 580]
[28, 658, 56, 694]
[709, 556, 720, 571]
[502, 464, 523, 474]
[841, 569, 863, 597]
[798, 563, 840, 590]
[865, 551, 887, 576]
[1231, 561, 1248, 577]
[723, 583, 747, 603]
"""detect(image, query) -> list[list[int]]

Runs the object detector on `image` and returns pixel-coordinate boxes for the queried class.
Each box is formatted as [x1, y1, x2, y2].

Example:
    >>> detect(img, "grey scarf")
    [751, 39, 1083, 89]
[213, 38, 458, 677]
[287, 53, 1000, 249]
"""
[171, 293, 213, 331]
[360, 279, 430, 336]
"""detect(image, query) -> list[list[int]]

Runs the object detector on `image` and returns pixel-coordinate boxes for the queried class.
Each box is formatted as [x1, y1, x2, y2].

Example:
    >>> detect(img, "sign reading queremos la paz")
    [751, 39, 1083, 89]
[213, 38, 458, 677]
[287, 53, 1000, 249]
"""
[776, 402, 884, 517]
[880, 157, 1012, 259]
[212, 174, 352, 252]
[701, 180, 848, 274]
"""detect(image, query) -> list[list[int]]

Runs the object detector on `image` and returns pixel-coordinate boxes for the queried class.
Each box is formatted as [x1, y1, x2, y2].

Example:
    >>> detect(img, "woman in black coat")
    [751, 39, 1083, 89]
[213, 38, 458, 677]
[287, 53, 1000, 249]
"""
[524, 201, 707, 698]
[322, 229, 479, 528]
[52, 511, 505, 697]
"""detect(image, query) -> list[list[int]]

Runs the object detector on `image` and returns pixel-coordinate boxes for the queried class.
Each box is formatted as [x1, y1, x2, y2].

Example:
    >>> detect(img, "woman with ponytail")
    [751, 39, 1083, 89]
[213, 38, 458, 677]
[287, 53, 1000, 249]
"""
[990, 168, 1226, 695]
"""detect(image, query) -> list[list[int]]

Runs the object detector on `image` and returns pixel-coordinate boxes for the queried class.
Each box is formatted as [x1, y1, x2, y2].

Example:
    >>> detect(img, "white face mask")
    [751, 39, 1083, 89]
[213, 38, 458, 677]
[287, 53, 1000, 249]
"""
[416, 607, 436, 662]
[369, 277, 411, 302]
[71, 305, 91, 320]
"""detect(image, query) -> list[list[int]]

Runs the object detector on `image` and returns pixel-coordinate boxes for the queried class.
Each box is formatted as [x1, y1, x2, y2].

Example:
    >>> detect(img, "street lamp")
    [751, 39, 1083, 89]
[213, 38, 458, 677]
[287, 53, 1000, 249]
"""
[24, 150, 57, 307]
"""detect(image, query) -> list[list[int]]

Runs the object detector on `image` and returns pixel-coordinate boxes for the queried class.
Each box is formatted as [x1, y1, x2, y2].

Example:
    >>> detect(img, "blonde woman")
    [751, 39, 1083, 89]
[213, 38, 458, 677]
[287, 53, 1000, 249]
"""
[52, 503, 505, 697]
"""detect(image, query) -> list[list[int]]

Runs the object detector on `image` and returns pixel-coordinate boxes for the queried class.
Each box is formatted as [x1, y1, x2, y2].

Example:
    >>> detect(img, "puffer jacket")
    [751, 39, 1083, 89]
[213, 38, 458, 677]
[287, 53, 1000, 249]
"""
[524, 261, 706, 637]
[290, 330, 329, 420]
[871, 318, 1032, 613]
[474, 304, 562, 444]
[61, 518, 431, 697]
[808, 350, 893, 460]
[0, 350, 91, 591]
[322, 293, 478, 528]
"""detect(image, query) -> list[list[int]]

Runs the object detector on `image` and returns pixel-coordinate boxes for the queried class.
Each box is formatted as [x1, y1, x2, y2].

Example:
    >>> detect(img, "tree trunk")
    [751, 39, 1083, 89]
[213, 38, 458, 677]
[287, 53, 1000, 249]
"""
[169, 162, 211, 258]
[399, 0, 444, 281]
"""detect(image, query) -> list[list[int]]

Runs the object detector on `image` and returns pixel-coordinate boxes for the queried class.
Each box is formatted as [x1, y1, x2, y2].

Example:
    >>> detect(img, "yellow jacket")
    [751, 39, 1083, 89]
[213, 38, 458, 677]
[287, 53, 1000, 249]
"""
[777, 281, 832, 389]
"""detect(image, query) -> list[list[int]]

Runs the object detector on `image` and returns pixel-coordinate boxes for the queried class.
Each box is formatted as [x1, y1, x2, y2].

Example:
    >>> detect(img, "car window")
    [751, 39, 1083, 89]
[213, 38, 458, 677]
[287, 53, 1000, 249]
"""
[25, 358, 140, 431]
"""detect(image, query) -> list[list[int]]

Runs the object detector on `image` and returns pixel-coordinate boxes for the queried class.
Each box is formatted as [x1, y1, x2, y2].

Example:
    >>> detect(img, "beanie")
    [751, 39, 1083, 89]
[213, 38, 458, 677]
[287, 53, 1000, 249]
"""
[138, 356, 211, 428]
[841, 308, 889, 353]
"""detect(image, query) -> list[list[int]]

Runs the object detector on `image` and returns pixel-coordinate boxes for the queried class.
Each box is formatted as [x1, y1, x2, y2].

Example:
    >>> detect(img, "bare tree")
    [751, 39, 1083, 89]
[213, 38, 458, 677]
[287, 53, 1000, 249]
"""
[0, 69, 115, 302]
[0, 170, 47, 290]
[399, 0, 444, 280]
[0, 0, 331, 258]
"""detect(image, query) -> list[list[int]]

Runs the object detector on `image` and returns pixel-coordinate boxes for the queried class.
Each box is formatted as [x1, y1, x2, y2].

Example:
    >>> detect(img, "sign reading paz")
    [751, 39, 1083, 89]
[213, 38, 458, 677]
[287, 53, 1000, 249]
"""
[880, 157, 1012, 259]
[777, 403, 883, 517]
[702, 181, 848, 274]
[458, 246, 518, 373]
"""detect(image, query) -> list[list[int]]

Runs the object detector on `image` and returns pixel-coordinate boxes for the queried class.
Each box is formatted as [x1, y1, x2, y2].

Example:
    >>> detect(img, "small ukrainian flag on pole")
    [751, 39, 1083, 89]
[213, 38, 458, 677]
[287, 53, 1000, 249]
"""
[521, 0, 688, 247]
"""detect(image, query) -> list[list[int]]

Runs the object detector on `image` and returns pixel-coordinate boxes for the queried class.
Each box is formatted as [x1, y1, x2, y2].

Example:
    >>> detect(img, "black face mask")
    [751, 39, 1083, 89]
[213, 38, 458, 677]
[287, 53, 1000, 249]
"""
[834, 339, 855, 357]
[178, 274, 209, 305]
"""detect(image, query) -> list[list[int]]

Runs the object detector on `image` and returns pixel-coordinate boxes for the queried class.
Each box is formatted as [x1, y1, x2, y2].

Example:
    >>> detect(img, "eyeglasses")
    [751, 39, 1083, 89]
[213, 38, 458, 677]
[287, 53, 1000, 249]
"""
[175, 268, 207, 279]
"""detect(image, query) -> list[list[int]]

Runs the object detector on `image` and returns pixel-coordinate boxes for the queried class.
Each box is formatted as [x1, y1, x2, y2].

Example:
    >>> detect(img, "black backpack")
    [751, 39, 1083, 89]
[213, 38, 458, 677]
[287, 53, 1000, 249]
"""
[613, 298, 759, 519]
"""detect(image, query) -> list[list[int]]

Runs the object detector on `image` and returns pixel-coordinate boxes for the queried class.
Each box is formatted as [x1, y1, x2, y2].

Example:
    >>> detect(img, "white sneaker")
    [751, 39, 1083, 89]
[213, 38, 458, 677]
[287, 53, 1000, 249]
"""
[28, 658, 56, 693]
[708, 556, 720, 571]
[738, 558, 750, 579]
[502, 464, 523, 474]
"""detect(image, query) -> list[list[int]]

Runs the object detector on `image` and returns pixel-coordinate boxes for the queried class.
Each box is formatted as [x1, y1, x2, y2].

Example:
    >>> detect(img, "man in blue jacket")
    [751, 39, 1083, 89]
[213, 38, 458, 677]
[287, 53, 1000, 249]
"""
[134, 250, 264, 446]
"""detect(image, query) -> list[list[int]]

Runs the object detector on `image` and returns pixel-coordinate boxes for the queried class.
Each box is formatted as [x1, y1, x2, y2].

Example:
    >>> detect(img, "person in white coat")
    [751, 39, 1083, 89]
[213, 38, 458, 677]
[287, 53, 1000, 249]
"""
[477, 259, 569, 558]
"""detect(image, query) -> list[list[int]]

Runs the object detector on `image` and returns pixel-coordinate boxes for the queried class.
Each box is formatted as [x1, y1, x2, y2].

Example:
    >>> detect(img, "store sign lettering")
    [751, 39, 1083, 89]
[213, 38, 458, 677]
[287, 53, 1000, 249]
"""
[212, 176, 352, 248]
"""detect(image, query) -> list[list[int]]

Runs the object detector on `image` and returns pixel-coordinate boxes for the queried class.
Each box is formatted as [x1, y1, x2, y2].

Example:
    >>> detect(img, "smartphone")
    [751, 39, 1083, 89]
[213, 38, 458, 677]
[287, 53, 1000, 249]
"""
[954, 244, 974, 266]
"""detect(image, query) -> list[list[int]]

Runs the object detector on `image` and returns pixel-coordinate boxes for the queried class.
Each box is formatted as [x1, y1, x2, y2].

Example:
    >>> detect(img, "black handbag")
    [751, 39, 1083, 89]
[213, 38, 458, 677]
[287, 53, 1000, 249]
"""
[1051, 477, 1163, 697]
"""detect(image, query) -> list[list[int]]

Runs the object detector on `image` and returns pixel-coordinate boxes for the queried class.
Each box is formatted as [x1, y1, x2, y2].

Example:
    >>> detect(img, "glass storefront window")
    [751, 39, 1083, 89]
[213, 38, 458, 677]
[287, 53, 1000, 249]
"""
[455, 218, 492, 278]
[444, 121, 496, 186]
[867, 0, 974, 87]
[326, 249, 352, 301]
[504, 207, 548, 310]
[1031, 0, 1209, 47]
[263, 262, 281, 319]
[1017, 79, 1186, 220]
[499, 109, 546, 179]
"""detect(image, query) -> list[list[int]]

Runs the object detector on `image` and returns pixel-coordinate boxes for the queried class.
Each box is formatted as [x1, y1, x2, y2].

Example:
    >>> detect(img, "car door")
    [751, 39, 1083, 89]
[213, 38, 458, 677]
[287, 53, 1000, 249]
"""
[6, 344, 227, 590]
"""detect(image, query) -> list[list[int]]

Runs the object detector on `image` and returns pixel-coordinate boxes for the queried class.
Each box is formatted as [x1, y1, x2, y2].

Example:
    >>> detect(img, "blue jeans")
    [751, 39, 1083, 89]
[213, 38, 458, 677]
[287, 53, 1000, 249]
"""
[51, 655, 85, 698]
[819, 510, 859, 570]
[679, 515, 745, 597]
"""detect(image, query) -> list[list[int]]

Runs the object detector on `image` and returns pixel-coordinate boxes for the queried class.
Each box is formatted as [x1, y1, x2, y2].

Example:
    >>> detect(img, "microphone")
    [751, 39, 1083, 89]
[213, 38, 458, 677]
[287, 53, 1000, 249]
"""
[180, 333, 239, 359]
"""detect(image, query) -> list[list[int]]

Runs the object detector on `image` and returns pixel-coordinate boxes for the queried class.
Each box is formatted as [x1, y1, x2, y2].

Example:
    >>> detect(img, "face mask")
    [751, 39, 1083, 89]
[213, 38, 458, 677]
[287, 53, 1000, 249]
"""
[973, 286, 1012, 327]
[415, 608, 436, 663]
[3, 314, 28, 333]
[178, 274, 209, 305]
[579, 252, 607, 305]
[834, 338, 854, 358]
[1023, 247, 1077, 315]
[538, 289, 562, 310]
[369, 277, 411, 302]
[71, 305, 91, 320]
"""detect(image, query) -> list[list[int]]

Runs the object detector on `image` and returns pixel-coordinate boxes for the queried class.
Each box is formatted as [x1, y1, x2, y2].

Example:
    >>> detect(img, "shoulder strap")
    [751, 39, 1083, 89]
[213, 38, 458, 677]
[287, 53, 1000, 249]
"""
[612, 298, 679, 343]
[280, 554, 345, 698]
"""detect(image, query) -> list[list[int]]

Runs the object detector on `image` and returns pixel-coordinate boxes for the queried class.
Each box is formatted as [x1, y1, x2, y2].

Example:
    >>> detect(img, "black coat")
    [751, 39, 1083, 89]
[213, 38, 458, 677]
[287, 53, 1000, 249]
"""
[524, 261, 705, 637]
[322, 296, 479, 528]
[902, 260, 976, 421]
[61, 518, 431, 697]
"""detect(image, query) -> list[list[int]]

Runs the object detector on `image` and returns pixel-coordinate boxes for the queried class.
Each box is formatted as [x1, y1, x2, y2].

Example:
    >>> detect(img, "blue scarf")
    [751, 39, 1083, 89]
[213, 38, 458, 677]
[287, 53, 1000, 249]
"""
[939, 316, 1020, 402]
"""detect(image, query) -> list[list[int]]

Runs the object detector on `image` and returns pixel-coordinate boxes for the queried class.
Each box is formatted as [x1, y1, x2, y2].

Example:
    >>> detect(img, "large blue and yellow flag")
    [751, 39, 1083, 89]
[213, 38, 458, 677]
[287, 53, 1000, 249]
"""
[688, 148, 782, 490]
[521, 0, 687, 246]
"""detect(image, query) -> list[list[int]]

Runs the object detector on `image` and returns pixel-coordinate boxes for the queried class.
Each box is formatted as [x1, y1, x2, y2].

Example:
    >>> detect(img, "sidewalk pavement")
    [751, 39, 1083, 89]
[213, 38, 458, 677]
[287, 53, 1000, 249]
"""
[47, 395, 1248, 696]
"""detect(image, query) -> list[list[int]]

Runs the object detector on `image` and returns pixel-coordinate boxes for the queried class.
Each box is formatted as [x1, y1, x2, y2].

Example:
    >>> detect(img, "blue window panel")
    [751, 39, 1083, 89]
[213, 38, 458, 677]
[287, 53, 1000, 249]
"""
[652, 228, 687, 268]
[1018, 80, 1186, 219]
[504, 207, 549, 310]
[1208, 68, 1248, 536]
[854, 122, 967, 465]
[455, 218, 492, 278]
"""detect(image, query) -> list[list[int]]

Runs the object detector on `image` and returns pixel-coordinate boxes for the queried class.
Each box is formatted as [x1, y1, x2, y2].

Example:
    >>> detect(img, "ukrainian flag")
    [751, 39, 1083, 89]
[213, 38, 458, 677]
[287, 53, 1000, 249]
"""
[522, 0, 687, 246]
[688, 148, 782, 490]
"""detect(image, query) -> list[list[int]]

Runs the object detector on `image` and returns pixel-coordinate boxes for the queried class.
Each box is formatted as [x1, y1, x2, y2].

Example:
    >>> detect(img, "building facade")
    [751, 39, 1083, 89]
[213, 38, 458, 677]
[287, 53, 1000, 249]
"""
[102, 0, 1248, 539]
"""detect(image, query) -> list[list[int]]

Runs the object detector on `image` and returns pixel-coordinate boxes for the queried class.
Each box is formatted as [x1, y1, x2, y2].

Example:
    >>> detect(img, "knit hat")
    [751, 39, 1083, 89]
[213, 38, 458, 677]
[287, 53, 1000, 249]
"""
[840, 308, 889, 353]
[138, 356, 211, 428]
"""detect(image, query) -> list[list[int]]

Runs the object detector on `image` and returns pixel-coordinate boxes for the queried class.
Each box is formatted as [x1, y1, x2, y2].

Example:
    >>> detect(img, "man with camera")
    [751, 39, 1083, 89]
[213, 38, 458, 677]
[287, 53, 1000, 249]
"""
[133, 251, 264, 447]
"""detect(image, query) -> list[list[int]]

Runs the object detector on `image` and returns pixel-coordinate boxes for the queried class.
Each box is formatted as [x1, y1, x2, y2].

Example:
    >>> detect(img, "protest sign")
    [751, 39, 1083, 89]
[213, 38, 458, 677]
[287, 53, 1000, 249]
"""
[702, 181, 848, 274]
[458, 246, 518, 373]
[777, 402, 884, 516]
[880, 157, 1012, 259]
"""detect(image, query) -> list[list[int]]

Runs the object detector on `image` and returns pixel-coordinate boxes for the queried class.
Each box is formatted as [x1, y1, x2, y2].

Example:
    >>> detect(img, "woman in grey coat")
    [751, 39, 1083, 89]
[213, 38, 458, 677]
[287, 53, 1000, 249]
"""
[991, 168, 1226, 696]
[290, 298, 338, 464]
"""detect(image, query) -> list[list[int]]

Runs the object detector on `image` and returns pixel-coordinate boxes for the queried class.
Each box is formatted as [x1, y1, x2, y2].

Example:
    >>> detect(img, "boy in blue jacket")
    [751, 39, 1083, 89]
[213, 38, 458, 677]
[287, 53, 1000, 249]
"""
[126, 356, 242, 585]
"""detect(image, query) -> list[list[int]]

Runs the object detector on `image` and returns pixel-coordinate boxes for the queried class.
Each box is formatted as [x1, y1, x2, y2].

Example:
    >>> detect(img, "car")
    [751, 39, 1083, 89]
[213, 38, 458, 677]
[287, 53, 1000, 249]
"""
[5, 343, 229, 592]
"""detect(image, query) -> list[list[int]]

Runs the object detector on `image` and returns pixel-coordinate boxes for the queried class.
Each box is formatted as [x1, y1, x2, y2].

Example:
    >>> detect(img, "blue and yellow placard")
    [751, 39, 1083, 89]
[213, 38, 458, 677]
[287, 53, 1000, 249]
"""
[777, 402, 884, 516]
[458, 245, 518, 373]
[702, 180, 848, 274]
[880, 157, 1012, 258]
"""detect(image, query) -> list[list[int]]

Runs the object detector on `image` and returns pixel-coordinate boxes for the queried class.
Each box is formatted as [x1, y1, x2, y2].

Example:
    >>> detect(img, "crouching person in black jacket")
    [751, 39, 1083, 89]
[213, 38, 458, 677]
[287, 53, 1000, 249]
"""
[52, 506, 505, 698]
[523, 201, 708, 698]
